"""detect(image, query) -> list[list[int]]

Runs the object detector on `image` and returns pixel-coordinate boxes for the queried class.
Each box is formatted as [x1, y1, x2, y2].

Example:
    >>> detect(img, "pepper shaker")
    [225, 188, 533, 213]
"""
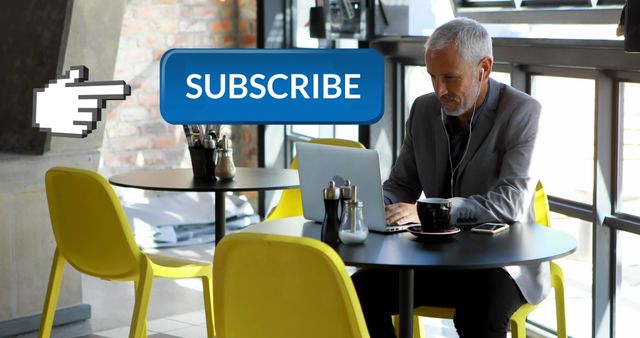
[339, 179, 354, 223]
[321, 180, 341, 247]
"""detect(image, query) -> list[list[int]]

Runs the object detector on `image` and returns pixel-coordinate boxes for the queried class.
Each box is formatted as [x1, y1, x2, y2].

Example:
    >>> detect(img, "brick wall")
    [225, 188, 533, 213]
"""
[101, 0, 258, 179]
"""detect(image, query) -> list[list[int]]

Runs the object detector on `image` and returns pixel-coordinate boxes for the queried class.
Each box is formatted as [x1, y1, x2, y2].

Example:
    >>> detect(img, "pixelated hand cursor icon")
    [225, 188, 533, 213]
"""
[33, 65, 131, 138]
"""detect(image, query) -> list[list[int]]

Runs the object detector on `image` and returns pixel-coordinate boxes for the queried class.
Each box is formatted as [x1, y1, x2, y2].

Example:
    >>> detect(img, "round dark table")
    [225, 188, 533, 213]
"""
[109, 167, 299, 244]
[243, 216, 577, 338]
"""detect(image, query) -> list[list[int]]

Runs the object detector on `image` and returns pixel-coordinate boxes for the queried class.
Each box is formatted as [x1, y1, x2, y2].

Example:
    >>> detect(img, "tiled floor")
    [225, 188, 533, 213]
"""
[14, 240, 535, 338]
[20, 241, 461, 338]
[52, 311, 458, 338]
[91, 311, 208, 338]
[14, 243, 216, 338]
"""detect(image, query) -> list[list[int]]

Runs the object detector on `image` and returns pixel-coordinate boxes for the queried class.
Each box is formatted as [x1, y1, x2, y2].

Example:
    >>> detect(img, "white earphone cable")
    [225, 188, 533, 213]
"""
[442, 69, 483, 197]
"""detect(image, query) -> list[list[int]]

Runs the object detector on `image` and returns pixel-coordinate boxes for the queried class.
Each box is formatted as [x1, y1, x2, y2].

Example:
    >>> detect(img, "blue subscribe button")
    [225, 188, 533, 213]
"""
[160, 49, 384, 124]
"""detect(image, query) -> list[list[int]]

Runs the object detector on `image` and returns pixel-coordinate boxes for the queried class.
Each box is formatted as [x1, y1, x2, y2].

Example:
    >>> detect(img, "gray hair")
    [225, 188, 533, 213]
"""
[424, 17, 492, 66]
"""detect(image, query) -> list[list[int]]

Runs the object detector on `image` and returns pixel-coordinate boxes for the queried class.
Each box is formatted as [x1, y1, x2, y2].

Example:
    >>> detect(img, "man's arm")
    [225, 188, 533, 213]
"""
[384, 202, 421, 225]
[382, 100, 423, 205]
[450, 97, 542, 225]
[382, 99, 427, 225]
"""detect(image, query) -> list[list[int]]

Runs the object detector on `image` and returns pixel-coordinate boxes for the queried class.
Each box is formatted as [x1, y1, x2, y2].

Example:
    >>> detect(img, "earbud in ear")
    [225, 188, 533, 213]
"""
[479, 68, 485, 82]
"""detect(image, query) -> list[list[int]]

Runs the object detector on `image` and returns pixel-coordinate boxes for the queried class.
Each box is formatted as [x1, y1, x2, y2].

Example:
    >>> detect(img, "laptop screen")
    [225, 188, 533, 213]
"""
[296, 142, 389, 231]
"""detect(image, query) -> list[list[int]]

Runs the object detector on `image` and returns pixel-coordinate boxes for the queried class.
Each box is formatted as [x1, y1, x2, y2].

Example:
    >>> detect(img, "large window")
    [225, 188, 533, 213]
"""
[527, 75, 596, 336]
[528, 212, 593, 337]
[615, 231, 640, 338]
[531, 75, 595, 205]
[400, 67, 604, 337]
[270, 1, 640, 336]
[454, 0, 624, 40]
[619, 82, 640, 216]
[287, 0, 361, 159]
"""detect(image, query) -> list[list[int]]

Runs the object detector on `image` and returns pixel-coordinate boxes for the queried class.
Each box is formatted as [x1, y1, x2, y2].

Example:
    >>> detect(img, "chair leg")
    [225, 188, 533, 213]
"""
[38, 249, 66, 338]
[392, 314, 424, 338]
[510, 315, 526, 338]
[130, 261, 153, 338]
[201, 274, 215, 338]
[412, 315, 424, 338]
[393, 315, 400, 337]
[554, 281, 567, 338]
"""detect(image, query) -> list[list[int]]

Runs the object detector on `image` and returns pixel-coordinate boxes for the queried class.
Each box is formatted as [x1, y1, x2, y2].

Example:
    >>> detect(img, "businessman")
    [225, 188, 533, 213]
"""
[352, 18, 546, 338]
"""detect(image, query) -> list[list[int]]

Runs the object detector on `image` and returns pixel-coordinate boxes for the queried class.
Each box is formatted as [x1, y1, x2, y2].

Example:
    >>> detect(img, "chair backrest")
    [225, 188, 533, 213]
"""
[45, 167, 143, 279]
[265, 138, 364, 221]
[534, 181, 551, 227]
[213, 232, 370, 338]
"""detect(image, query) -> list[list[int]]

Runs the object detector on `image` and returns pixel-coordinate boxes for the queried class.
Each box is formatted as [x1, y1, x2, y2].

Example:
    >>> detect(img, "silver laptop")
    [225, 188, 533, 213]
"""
[296, 142, 410, 233]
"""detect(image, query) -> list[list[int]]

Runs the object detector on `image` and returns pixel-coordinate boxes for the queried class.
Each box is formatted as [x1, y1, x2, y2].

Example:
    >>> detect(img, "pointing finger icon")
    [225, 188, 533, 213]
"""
[33, 65, 131, 138]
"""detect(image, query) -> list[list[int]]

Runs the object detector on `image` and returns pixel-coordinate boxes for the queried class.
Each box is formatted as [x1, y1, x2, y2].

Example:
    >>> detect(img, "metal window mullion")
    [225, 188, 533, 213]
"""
[610, 229, 619, 338]
[614, 81, 624, 212]
[492, 62, 512, 75]
[319, 125, 334, 138]
[258, 124, 266, 216]
[606, 215, 640, 235]
[510, 64, 527, 92]
[548, 197, 594, 221]
[610, 78, 622, 338]
[394, 62, 403, 164]
[593, 70, 615, 338]
[283, 0, 293, 48]
[358, 39, 371, 147]
[526, 64, 598, 79]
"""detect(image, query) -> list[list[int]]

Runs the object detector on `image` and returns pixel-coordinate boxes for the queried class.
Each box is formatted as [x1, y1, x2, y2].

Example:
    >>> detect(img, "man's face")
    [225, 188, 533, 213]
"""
[425, 45, 480, 117]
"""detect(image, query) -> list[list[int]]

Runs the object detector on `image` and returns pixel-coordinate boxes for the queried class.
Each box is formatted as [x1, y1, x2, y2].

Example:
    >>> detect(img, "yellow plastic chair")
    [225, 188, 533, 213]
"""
[213, 232, 370, 338]
[265, 138, 365, 221]
[39, 167, 215, 338]
[396, 181, 567, 338]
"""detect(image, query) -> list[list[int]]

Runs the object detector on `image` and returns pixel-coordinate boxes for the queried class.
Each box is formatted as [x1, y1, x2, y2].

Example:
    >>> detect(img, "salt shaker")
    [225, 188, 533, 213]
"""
[338, 185, 368, 244]
[338, 200, 368, 244]
[215, 135, 236, 180]
[321, 180, 341, 247]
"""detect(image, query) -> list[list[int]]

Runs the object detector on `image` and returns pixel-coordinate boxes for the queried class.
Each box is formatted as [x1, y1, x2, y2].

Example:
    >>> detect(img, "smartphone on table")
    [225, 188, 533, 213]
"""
[471, 223, 509, 235]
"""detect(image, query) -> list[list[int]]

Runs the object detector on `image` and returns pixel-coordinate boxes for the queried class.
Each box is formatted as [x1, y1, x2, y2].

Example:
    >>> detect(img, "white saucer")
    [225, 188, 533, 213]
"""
[407, 225, 461, 239]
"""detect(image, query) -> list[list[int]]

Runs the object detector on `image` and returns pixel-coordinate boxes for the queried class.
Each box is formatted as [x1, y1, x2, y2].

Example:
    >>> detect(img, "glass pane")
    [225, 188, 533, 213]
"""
[335, 125, 359, 141]
[620, 82, 640, 216]
[290, 125, 320, 138]
[528, 212, 593, 338]
[521, 0, 590, 6]
[464, 0, 514, 6]
[483, 24, 620, 40]
[294, 0, 319, 48]
[531, 76, 594, 204]
[490, 71, 511, 85]
[616, 230, 640, 338]
[404, 65, 433, 122]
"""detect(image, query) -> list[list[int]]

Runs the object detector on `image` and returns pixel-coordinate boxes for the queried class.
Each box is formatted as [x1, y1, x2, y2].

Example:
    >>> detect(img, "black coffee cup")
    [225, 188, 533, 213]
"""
[189, 147, 216, 182]
[416, 198, 451, 232]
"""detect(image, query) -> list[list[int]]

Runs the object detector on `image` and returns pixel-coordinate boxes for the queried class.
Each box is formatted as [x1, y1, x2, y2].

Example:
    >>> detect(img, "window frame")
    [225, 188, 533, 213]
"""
[452, 0, 623, 24]
[370, 35, 640, 337]
[260, 1, 640, 335]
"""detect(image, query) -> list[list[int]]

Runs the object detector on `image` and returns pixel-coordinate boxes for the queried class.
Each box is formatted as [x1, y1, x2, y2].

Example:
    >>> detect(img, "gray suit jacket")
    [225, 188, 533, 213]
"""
[383, 79, 549, 304]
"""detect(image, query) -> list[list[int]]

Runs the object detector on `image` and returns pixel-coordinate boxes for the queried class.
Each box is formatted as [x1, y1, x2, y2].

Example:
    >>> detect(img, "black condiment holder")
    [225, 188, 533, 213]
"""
[189, 147, 216, 182]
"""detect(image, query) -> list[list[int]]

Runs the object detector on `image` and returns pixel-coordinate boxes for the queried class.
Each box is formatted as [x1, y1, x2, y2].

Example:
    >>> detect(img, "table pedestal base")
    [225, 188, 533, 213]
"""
[399, 269, 414, 338]
[215, 191, 225, 245]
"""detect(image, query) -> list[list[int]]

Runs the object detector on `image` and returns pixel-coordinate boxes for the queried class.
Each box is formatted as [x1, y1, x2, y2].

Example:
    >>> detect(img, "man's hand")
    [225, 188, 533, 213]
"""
[385, 202, 420, 226]
[33, 65, 131, 138]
